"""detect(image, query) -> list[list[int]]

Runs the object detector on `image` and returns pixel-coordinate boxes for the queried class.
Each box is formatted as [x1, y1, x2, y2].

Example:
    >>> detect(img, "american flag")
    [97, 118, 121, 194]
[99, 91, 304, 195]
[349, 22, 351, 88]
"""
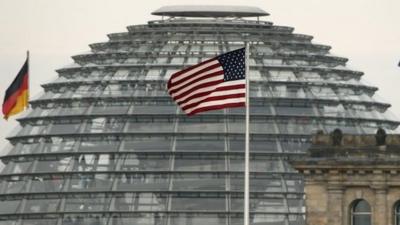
[167, 48, 246, 115]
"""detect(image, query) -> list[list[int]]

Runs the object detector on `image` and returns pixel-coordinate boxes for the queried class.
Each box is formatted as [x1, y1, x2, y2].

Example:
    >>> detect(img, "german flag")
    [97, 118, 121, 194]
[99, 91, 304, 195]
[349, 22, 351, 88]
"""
[2, 55, 29, 119]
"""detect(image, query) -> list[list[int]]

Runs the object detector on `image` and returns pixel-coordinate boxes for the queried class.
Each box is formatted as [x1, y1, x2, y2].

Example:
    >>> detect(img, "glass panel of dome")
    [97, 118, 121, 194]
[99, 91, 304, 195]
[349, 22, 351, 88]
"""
[177, 121, 225, 133]
[186, 57, 199, 64]
[249, 70, 262, 80]
[4, 161, 33, 174]
[48, 122, 81, 135]
[232, 197, 287, 213]
[228, 120, 277, 134]
[146, 69, 162, 80]
[268, 70, 296, 81]
[113, 193, 168, 211]
[69, 173, 113, 191]
[121, 138, 172, 152]
[288, 199, 303, 213]
[21, 219, 58, 225]
[171, 57, 185, 64]
[277, 118, 316, 134]
[121, 154, 171, 171]
[280, 138, 309, 153]
[287, 86, 306, 98]
[190, 45, 201, 52]
[289, 60, 308, 66]
[102, 84, 131, 97]
[0, 221, 17, 225]
[171, 173, 225, 191]
[161, 44, 175, 52]
[30, 176, 64, 192]
[203, 45, 219, 52]
[263, 179, 284, 192]
[156, 57, 168, 64]
[230, 159, 283, 172]
[310, 86, 338, 99]
[35, 157, 72, 173]
[165, 69, 179, 79]
[231, 176, 285, 192]
[289, 215, 305, 225]
[275, 104, 315, 116]
[125, 57, 138, 64]
[323, 119, 360, 134]
[174, 156, 225, 171]
[250, 105, 272, 115]
[58, 106, 87, 116]
[319, 104, 345, 117]
[27, 107, 53, 118]
[73, 154, 115, 171]
[257, 46, 274, 54]
[17, 124, 46, 136]
[170, 196, 226, 211]
[177, 45, 188, 52]
[112, 215, 167, 225]
[298, 71, 321, 82]
[91, 104, 129, 115]
[0, 199, 20, 214]
[64, 195, 111, 212]
[263, 59, 283, 66]
[286, 180, 303, 193]
[117, 173, 169, 191]
[85, 117, 125, 133]
[248, 58, 256, 66]
[170, 214, 226, 225]
[13, 143, 40, 155]
[24, 198, 60, 213]
[250, 140, 279, 152]
[62, 216, 104, 225]
[271, 85, 288, 98]
[4, 179, 26, 193]
[79, 140, 120, 152]
[127, 122, 173, 133]
[114, 69, 130, 79]
[251, 214, 286, 225]
[175, 138, 225, 152]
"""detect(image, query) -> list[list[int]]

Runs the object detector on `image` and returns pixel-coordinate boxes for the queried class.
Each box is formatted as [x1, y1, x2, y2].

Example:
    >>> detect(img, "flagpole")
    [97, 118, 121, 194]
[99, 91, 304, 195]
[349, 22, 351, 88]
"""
[26, 50, 30, 109]
[244, 42, 250, 225]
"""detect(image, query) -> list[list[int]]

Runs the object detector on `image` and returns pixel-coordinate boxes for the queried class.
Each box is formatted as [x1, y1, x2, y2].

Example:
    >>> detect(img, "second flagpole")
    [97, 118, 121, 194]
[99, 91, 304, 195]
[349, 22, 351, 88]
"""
[244, 42, 250, 225]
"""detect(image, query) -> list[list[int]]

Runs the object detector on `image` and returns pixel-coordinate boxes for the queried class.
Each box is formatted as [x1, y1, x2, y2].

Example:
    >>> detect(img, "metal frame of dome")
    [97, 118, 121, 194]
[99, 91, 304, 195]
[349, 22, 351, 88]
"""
[152, 5, 269, 17]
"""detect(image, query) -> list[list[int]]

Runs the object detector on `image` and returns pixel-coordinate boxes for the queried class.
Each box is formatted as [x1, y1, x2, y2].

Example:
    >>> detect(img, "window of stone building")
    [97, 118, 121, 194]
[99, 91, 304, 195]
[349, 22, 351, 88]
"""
[395, 201, 400, 225]
[351, 199, 371, 225]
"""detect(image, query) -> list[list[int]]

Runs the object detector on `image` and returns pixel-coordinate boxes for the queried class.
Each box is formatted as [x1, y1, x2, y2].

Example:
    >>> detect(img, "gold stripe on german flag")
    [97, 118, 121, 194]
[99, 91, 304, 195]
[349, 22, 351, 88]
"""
[2, 58, 29, 119]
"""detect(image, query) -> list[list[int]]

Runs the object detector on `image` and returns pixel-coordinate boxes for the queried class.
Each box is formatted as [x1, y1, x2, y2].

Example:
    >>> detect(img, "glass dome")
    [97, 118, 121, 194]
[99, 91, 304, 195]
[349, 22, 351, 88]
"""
[0, 6, 398, 225]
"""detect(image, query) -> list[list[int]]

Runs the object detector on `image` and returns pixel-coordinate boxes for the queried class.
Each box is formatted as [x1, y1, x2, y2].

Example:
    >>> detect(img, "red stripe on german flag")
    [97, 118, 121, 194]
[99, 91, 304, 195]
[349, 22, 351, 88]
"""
[2, 58, 29, 119]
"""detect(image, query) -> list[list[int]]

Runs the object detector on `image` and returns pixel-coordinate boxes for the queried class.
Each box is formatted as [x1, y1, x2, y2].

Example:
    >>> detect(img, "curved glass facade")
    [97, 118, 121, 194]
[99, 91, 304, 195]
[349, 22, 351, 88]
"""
[0, 7, 399, 225]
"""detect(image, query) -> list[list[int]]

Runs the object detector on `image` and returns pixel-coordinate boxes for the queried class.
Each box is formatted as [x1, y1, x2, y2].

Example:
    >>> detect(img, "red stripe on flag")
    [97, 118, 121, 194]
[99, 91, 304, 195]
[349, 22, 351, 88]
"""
[182, 93, 245, 111]
[172, 79, 224, 101]
[177, 84, 246, 105]
[168, 70, 224, 94]
[168, 63, 222, 88]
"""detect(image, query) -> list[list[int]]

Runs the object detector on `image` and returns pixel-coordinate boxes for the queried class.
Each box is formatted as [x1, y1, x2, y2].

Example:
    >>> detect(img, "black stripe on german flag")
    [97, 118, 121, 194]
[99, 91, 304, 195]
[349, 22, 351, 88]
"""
[2, 58, 29, 119]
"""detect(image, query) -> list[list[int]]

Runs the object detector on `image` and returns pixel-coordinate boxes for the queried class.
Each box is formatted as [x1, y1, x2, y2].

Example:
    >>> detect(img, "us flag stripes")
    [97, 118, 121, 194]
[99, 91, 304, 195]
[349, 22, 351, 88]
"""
[167, 48, 246, 115]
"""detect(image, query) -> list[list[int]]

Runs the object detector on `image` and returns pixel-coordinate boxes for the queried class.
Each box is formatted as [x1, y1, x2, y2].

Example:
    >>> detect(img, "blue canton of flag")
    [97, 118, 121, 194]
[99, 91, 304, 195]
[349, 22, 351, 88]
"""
[167, 48, 246, 115]
[218, 48, 246, 82]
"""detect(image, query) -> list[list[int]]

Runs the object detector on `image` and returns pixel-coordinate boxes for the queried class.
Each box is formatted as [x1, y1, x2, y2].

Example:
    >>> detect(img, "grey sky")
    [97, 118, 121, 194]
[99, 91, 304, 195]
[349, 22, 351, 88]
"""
[0, 0, 399, 150]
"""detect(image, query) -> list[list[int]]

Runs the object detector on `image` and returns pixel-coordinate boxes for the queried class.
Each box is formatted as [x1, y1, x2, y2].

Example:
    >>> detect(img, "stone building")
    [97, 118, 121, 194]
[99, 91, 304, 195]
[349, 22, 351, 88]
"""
[291, 130, 400, 225]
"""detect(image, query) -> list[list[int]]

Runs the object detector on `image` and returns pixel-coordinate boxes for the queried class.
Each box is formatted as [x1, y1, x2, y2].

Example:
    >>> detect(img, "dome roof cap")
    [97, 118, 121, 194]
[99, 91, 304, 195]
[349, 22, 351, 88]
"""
[152, 5, 269, 18]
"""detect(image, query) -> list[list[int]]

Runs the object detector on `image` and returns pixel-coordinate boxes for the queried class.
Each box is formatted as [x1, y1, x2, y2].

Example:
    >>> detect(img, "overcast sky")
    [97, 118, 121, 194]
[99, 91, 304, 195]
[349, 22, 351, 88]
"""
[0, 0, 399, 150]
